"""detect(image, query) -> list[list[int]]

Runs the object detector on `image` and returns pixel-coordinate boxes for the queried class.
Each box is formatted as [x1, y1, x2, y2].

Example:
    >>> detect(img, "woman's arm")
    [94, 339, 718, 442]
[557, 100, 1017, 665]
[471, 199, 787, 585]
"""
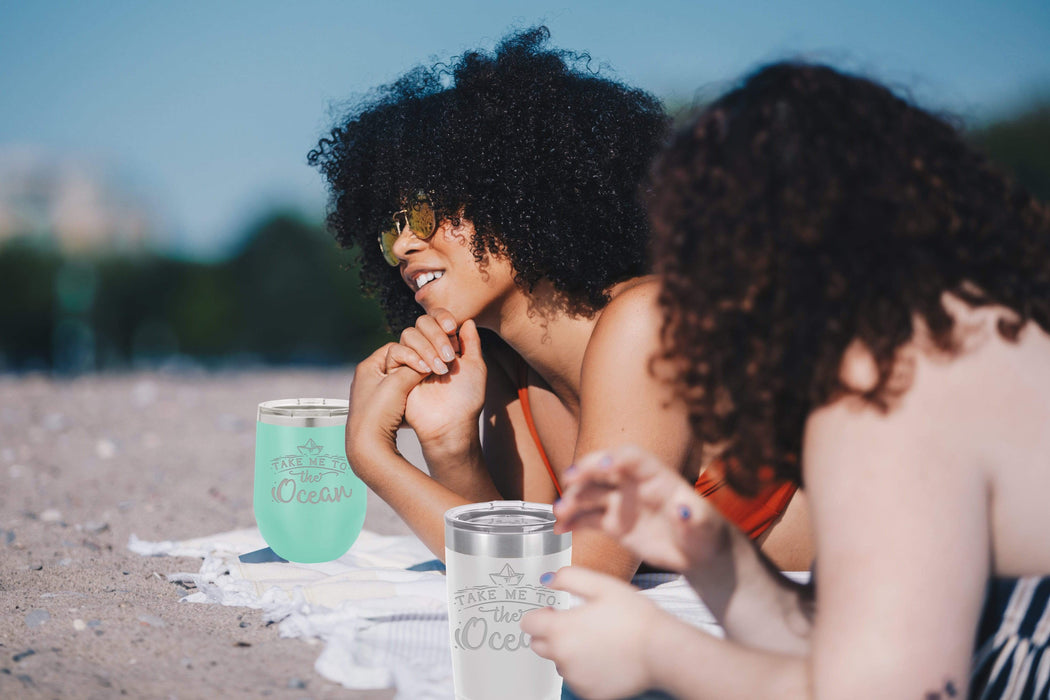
[570, 281, 696, 578]
[378, 312, 503, 502]
[477, 333, 637, 575]
[556, 447, 814, 653]
[345, 323, 501, 559]
[532, 382, 992, 698]
[802, 384, 990, 698]
[523, 566, 809, 700]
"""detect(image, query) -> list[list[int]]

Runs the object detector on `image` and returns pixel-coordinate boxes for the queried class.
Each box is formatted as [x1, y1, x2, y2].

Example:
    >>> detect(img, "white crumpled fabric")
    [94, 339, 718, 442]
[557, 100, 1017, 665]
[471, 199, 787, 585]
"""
[130, 527, 454, 698]
[130, 527, 747, 699]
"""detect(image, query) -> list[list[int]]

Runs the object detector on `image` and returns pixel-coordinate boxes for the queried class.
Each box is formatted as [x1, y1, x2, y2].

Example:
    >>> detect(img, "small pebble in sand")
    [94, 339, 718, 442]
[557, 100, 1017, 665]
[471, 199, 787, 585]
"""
[9, 463, 24, 478]
[42, 413, 70, 432]
[95, 439, 117, 459]
[25, 609, 50, 628]
[287, 678, 307, 689]
[82, 521, 109, 534]
[131, 380, 158, 407]
[39, 509, 62, 523]
[73, 619, 86, 631]
[13, 649, 36, 662]
[215, 413, 247, 432]
[137, 614, 166, 628]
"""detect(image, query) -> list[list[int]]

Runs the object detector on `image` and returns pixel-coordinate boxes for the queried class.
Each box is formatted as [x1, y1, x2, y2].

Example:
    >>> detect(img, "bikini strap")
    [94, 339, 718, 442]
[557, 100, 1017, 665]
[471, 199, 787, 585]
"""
[516, 357, 563, 497]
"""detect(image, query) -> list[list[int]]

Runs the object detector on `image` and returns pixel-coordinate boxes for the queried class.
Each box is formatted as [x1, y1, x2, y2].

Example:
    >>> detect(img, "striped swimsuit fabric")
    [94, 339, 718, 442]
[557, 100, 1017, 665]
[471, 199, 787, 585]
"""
[971, 576, 1050, 699]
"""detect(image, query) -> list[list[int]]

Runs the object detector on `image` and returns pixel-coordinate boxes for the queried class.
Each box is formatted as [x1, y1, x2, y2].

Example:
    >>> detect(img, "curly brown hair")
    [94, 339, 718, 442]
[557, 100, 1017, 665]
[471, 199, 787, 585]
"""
[648, 62, 1050, 493]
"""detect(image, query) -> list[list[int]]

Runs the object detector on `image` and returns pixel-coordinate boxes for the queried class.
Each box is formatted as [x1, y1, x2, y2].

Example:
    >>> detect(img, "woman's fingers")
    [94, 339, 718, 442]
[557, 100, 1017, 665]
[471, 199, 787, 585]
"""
[384, 342, 432, 374]
[457, 319, 482, 362]
[415, 313, 460, 357]
[520, 567, 629, 644]
[399, 326, 449, 374]
[554, 480, 615, 530]
[562, 445, 670, 492]
[546, 565, 635, 601]
[427, 307, 460, 338]
[520, 604, 557, 638]
[398, 311, 462, 374]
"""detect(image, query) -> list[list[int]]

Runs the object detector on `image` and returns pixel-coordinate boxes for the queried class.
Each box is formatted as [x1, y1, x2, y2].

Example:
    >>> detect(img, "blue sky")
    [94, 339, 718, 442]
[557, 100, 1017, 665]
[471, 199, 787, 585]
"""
[2, 0, 1048, 258]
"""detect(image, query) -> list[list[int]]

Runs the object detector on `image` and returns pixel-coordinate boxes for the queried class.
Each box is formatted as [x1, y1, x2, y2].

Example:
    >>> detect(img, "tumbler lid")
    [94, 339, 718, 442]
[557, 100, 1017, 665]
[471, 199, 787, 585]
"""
[257, 398, 348, 427]
[445, 501, 571, 557]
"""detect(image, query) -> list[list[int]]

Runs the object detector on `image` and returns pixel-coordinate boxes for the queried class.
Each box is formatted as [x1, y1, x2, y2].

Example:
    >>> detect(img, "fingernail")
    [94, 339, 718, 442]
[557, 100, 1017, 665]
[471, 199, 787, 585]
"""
[565, 464, 576, 475]
[598, 455, 612, 469]
[433, 358, 448, 374]
[540, 572, 555, 585]
[441, 319, 456, 333]
[441, 346, 455, 362]
[418, 360, 430, 372]
[677, 505, 691, 521]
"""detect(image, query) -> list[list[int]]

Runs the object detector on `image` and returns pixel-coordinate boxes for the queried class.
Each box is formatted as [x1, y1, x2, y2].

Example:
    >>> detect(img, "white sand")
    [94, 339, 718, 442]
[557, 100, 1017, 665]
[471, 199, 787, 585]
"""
[1, 369, 417, 699]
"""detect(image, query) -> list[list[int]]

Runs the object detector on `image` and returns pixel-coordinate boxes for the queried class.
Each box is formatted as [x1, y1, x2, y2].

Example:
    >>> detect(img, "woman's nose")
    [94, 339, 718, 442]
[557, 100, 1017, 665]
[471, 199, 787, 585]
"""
[390, 224, 427, 261]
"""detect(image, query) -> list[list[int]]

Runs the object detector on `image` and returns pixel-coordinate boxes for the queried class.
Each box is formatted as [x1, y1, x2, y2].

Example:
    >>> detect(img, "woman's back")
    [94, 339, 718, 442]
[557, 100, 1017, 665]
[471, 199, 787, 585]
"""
[944, 309, 1050, 575]
[806, 298, 1050, 579]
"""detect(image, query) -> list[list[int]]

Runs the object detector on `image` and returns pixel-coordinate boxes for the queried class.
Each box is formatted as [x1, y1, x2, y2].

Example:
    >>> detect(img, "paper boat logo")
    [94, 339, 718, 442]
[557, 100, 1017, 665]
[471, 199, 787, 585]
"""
[297, 438, 323, 456]
[489, 563, 524, 587]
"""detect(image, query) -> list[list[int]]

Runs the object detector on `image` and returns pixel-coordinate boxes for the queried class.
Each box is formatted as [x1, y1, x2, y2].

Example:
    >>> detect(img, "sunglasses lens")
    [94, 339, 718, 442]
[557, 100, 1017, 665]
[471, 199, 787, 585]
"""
[407, 200, 436, 240]
[378, 195, 435, 266]
[379, 225, 400, 266]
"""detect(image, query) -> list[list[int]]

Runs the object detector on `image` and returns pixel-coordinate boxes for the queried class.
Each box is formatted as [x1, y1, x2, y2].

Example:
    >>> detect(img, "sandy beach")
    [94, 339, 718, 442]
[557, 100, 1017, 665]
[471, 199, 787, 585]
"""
[1, 369, 414, 699]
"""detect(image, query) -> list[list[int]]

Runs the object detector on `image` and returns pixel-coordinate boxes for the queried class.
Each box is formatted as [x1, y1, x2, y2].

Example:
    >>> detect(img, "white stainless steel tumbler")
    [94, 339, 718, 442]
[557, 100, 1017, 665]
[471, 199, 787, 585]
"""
[445, 501, 572, 700]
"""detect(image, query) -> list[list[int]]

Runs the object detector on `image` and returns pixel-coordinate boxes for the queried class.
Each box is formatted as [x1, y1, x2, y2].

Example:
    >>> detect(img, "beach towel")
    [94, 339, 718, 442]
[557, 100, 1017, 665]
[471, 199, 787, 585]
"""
[129, 527, 746, 699]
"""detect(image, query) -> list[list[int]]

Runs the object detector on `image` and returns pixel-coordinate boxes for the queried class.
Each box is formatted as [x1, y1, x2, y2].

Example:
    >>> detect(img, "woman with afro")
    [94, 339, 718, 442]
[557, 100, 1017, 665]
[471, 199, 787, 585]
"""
[523, 62, 1050, 698]
[308, 27, 812, 578]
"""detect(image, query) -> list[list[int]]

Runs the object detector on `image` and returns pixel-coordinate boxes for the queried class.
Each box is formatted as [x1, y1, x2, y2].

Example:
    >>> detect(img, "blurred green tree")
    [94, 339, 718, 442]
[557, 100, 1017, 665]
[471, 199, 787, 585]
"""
[0, 240, 60, 369]
[1, 98, 1047, 373]
[0, 211, 392, 371]
[972, 101, 1050, 203]
[226, 212, 391, 363]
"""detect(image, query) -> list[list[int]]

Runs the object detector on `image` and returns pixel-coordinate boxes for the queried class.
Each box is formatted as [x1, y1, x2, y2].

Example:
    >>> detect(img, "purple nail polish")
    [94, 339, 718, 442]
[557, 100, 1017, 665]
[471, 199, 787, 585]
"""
[598, 455, 612, 469]
[540, 572, 555, 585]
[677, 505, 691, 520]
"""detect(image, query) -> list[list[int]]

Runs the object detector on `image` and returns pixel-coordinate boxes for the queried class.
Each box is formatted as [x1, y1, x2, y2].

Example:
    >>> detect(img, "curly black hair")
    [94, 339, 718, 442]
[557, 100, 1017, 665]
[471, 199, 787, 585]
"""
[307, 26, 668, 331]
[648, 62, 1050, 494]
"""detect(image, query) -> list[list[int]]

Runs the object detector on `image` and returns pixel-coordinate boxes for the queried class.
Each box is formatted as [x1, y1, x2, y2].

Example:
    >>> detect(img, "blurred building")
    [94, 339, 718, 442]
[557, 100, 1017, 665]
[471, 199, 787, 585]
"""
[0, 146, 156, 254]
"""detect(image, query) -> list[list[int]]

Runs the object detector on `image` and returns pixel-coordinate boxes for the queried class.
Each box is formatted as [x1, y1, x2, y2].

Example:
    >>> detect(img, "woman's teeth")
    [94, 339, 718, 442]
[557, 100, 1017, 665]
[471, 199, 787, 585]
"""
[416, 271, 444, 290]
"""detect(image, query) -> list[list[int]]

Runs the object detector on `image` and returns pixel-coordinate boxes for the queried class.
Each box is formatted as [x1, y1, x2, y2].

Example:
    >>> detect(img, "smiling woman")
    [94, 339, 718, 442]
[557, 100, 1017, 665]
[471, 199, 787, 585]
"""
[307, 26, 813, 578]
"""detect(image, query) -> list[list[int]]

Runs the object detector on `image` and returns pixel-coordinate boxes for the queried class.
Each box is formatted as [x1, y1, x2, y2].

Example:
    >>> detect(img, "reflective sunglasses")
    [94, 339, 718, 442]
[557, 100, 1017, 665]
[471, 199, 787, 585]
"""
[378, 193, 436, 266]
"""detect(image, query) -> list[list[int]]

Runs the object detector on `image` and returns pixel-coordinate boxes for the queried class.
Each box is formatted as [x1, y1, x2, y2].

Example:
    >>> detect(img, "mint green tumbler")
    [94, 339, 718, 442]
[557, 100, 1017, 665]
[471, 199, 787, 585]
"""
[253, 398, 366, 563]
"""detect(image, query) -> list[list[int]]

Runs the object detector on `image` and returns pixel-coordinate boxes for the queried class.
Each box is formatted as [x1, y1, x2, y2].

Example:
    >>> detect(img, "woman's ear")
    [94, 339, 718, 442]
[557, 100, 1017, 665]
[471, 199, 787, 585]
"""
[838, 339, 879, 394]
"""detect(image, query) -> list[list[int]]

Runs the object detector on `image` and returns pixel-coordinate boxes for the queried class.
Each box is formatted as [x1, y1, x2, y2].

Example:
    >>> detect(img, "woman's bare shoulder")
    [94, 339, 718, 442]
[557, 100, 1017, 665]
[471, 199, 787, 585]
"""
[582, 276, 677, 397]
[590, 276, 663, 349]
